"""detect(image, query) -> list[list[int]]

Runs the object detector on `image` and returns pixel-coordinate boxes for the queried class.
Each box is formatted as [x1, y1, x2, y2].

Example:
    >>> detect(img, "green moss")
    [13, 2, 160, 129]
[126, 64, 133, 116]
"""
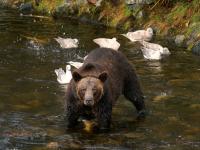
[154, 15, 162, 22]
[35, 0, 65, 14]
[186, 22, 200, 37]
[166, 3, 189, 23]
[191, 14, 200, 23]
[124, 6, 132, 17]
[109, 18, 118, 27]
[122, 20, 132, 31]
[191, 0, 200, 9]
[187, 42, 194, 51]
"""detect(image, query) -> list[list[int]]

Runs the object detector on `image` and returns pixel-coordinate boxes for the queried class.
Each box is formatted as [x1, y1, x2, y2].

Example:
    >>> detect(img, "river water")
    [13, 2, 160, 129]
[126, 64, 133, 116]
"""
[0, 8, 200, 150]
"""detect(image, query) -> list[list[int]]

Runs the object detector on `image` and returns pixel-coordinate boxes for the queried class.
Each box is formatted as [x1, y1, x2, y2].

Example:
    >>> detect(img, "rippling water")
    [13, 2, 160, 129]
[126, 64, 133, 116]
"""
[0, 8, 200, 150]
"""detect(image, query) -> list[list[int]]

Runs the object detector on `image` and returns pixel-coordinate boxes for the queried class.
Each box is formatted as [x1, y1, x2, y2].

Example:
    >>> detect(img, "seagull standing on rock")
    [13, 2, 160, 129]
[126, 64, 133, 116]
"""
[54, 37, 79, 49]
[122, 28, 153, 42]
[140, 41, 171, 60]
[55, 65, 72, 84]
[93, 37, 120, 50]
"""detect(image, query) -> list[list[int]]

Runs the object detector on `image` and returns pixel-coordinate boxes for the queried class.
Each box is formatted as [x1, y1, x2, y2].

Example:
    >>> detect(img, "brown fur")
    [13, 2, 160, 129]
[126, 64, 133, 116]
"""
[65, 48, 145, 130]
[76, 77, 104, 106]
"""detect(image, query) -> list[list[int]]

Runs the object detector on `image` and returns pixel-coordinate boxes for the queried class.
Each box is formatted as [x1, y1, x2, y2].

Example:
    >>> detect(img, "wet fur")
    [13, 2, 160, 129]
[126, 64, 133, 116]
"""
[65, 48, 145, 130]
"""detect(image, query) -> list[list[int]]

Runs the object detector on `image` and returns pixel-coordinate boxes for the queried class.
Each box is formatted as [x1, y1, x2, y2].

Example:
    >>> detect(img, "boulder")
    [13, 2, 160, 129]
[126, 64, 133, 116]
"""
[192, 41, 200, 56]
[175, 35, 185, 47]
[19, 2, 33, 14]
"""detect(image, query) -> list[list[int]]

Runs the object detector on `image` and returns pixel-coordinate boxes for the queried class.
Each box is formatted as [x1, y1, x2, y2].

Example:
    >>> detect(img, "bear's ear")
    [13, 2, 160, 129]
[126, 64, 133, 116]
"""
[72, 71, 82, 82]
[98, 72, 108, 82]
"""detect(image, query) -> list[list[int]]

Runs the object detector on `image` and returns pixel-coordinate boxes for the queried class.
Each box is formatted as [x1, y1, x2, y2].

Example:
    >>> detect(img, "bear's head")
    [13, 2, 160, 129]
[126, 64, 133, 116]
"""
[72, 70, 107, 106]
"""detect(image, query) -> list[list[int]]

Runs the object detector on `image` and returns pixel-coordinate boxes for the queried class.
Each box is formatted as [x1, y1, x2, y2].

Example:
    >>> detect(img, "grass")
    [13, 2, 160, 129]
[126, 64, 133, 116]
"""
[35, 0, 64, 14]
[98, 1, 133, 28]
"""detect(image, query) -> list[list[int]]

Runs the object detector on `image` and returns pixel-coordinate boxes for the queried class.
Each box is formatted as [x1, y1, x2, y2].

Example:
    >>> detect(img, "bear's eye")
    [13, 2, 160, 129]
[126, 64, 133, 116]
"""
[92, 88, 97, 93]
[80, 88, 86, 93]
[92, 88, 97, 96]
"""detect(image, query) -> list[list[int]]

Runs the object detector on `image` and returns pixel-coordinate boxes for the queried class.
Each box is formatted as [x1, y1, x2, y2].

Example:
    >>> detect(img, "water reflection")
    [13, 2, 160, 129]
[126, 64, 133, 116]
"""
[0, 8, 200, 150]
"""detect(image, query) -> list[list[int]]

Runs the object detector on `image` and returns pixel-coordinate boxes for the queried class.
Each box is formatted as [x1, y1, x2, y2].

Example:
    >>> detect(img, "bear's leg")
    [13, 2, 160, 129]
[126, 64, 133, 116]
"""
[123, 75, 146, 117]
[95, 100, 112, 131]
[65, 86, 79, 128]
[65, 106, 79, 128]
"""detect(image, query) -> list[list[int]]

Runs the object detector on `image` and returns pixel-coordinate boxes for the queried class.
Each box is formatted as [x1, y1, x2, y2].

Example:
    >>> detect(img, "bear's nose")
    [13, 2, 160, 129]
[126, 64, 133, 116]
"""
[84, 99, 94, 106]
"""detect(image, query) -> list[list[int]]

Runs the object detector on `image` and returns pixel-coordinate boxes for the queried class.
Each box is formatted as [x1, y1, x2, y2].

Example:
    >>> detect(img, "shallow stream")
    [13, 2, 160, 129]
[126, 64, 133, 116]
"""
[0, 8, 200, 150]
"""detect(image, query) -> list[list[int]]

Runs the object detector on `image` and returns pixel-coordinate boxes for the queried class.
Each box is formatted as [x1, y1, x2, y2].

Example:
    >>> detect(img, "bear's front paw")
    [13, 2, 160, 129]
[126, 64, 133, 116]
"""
[137, 109, 146, 119]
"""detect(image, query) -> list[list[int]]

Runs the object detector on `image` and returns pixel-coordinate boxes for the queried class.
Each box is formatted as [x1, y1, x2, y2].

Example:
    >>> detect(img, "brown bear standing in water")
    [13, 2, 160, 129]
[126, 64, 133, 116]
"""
[65, 48, 145, 130]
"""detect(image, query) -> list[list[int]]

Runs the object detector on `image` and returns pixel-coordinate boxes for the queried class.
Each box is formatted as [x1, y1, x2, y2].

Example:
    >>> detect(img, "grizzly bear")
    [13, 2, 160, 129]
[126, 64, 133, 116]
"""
[65, 48, 145, 130]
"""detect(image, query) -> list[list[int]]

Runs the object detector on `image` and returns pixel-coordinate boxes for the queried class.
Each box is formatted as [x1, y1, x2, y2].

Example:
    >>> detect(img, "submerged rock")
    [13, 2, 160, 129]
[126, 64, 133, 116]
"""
[192, 41, 200, 56]
[175, 35, 186, 47]
[19, 2, 33, 14]
[47, 142, 59, 149]
[0, 138, 12, 150]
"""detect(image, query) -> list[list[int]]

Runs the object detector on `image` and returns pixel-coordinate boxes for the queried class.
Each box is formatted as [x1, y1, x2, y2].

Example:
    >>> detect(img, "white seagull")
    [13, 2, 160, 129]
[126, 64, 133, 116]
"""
[67, 61, 83, 69]
[55, 65, 72, 84]
[93, 37, 120, 50]
[140, 41, 171, 60]
[54, 37, 79, 49]
[122, 28, 153, 42]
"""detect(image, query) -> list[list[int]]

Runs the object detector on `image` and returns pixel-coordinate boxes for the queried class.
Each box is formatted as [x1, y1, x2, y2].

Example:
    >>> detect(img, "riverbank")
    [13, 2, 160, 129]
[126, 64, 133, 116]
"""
[1, 0, 200, 55]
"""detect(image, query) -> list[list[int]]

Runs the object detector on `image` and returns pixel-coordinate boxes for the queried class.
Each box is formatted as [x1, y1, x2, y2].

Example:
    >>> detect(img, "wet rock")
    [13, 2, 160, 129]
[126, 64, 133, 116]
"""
[136, 10, 145, 19]
[175, 35, 186, 47]
[55, 4, 69, 16]
[76, 0, 88, 5]
[192, 41, 200, 56]
[187, 22, 200, 50]
[87, 0, 97, 5]
[126, 0, 154, 5]
[0, 0, 22, 8]
[128, 3, 141, 11]
[47, 142, 59, 149]
[19, 2, 33, 14]
[87, 0, 103, 6]
[0, 138, 12, 150]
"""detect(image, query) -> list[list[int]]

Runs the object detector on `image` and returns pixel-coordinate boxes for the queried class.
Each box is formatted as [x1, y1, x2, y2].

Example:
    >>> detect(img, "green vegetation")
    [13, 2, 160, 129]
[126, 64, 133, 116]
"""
[35, 0, 65, 14]
[1, 0, 200, 50]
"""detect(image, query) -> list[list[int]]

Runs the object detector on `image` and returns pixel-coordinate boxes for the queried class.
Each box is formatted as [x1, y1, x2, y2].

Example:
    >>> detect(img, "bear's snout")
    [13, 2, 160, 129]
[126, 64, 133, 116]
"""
[84, 89, 94, 106]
